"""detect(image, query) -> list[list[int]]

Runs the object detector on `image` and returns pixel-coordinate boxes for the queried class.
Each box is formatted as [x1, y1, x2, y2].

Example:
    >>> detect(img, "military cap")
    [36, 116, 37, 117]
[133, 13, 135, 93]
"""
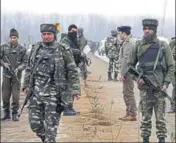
[9, 28, 19, 38]
[117, 26, 131, 33]
[40, 24, 57, 33]
[142, 19, 158, 27]
[111, 29, 117, 35]
[78, 27, 84, 33]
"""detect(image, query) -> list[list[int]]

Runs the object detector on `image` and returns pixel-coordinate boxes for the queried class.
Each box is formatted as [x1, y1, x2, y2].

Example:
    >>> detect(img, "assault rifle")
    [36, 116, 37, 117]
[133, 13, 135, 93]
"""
[18, 50, 46, 118]
[127, 66, 175, 105]
[2, 55, 20, 82]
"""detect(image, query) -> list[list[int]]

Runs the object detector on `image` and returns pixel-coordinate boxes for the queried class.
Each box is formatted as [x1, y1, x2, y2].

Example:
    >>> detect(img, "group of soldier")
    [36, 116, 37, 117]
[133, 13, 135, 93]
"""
[104, 18, 175, 143]
[0, 24, 88, 142]
[0, 18, 175, 143]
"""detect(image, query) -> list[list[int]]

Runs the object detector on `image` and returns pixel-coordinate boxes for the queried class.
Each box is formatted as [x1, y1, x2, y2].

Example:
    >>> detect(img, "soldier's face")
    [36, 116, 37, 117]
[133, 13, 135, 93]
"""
[119, 32, 125, 40]
[143, 27, 154, 36]
[41, 32, 55, 43]
[9, 36, 18, 45]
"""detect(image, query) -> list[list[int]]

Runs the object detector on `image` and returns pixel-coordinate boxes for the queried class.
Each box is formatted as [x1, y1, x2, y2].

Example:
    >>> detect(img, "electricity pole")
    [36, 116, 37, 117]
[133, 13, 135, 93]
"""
[161, 0, 168, 36]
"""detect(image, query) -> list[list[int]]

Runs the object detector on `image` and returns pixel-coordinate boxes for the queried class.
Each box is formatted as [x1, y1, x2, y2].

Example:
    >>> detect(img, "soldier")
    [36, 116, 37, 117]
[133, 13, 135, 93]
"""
[61, 24, 81, 116]
[0, 28, 26, 121]
[117, 26, 137, 121]
[60, 33, 67, 42]
[22, 24, 80, 142]
[77, 27, 88, 83]
[168, 38, 176, 113]
[77, 27, 87, 52]
[127, 19, 174, 143]
[169, 37, 175, 50]
[105, 29, 120, 81]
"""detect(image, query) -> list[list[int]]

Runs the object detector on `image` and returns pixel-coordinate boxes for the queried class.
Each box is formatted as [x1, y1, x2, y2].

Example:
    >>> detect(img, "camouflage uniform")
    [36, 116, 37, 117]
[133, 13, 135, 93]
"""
[168, 38, 176, 112]
[61, 25, 81, 116]
[0, 29, 27, 121]
[105, 30, 120, 81]
[23, 24, 80, 142]
[77, 27, 88, 81]
[118, 26, 137, 119]
[127, 19, 174, 142]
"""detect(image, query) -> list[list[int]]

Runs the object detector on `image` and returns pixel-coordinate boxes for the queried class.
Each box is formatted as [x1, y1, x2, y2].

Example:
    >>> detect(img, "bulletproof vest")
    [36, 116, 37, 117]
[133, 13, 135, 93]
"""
[137, 43, 164, 72]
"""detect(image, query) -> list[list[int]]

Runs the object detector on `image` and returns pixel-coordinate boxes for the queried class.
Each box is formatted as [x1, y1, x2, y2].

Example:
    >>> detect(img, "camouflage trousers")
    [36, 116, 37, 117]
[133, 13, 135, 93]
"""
[108, 58, 119, 73]
[2, 75, 21, 114]
[139, 90, 167, 138]
[28, 94, 62, 143]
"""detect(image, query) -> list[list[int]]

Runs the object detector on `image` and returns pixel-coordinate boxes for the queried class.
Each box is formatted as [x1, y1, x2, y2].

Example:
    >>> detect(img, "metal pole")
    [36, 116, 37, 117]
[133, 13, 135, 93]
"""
[161, 0, 168, 36]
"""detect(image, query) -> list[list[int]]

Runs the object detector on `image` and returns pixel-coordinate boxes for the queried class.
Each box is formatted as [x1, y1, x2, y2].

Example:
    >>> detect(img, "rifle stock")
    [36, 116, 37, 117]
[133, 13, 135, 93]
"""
[127, 66, 175, 105]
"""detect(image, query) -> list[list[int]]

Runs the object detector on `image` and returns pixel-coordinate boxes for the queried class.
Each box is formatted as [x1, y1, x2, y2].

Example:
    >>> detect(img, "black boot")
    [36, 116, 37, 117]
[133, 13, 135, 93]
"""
[12, 113, 19, 121]
[63, 107, 77, 116]
[114, 72, 118, 81]
[69, 104, 80, 115]
[108, 72, 112, 81]
[1, 109, 11, 121]
[158, 137, 165, 143]
[143, 137, 149, 143]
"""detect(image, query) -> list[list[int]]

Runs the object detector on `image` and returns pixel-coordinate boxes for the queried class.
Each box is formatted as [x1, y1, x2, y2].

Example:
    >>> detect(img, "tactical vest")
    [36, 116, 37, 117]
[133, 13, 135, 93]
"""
[137, 41, 166, 73]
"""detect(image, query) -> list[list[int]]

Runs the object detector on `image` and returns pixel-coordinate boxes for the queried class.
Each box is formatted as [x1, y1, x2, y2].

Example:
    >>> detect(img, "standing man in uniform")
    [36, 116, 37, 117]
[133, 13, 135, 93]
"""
[117, 26, 137, 121]
[105, 30, 120, 81]
[127, 19, 174, 142]
[77, 27, 89, 83]
[0, 28, 26, 121]
[61, 24, 81, 116]
[22, 24, 80, 142]
[168, 37, 176, 113]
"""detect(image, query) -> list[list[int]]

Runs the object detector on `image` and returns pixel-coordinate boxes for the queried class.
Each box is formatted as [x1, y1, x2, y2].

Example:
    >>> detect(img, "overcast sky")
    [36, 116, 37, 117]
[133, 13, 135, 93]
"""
[1, 0, 175, 18]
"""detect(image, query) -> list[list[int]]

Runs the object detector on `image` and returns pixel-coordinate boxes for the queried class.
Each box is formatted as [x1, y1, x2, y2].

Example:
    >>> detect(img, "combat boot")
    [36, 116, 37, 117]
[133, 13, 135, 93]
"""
[114, 72, 119, 81]
[108, 72, 112, 81]
[63, 107, 77, 116]
[69, 104, 80, 115]
[1, 109, 11, 121]
[158, 137, 165, 143]
[119, 115, 137, 121]
[143, 137, 149, 143]
[12, 113, 19, 121]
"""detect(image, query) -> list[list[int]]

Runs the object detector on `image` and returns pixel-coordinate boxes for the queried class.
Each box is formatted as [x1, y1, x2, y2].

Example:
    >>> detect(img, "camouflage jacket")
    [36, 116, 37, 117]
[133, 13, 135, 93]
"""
[118, 35, 136, 76]
[105, 36, 120, 59]
[61, 36, 81, 66]
[0, 43, 27, 78]
[127, 37, 174, 87]
[23, 41, 80, 103]
[78, 35, 87, 52]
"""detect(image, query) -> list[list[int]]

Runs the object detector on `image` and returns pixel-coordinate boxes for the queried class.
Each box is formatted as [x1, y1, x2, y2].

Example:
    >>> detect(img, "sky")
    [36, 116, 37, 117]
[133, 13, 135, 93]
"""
[1, 0, 175, 18]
